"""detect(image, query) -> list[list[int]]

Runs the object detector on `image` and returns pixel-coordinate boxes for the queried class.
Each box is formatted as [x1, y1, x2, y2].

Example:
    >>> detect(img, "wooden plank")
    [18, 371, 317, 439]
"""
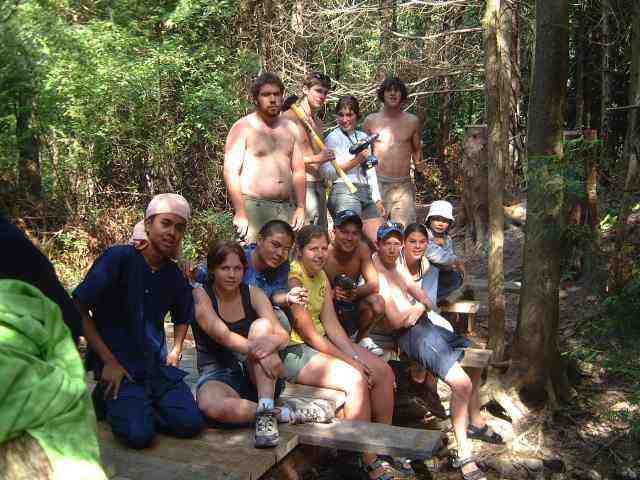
[101, 442, 242, 480]
[440, 301, 481, 314]
[458, 348, 492, 368]
[98, 423, 298, 480]
[280, 420, 442, 460]
[468, 276, 521, 293]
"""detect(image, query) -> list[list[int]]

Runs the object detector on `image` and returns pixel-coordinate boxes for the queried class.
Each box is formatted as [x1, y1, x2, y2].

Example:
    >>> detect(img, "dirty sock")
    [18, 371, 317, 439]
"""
[278, 407, 292, 423]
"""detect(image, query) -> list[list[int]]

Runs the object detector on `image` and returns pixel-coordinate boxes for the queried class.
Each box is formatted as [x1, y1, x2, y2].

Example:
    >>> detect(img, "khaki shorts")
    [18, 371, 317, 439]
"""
[378, 175, 416, 227]
[243, 195, 294, 243]
[305, 180, 327, 230]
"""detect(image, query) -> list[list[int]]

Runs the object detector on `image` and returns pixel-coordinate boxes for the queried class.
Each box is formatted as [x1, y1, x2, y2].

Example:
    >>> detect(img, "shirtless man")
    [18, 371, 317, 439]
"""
[224, 72, 306, 243]
[281, 72, 334, 230]
[323, 210, 385, 355]
[364, 77, 422, 227]
[372, 222, 502, 480]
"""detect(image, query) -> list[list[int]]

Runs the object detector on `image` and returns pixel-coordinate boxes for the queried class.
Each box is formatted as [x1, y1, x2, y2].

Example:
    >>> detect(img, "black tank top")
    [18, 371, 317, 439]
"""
[192, 282, 258, 372]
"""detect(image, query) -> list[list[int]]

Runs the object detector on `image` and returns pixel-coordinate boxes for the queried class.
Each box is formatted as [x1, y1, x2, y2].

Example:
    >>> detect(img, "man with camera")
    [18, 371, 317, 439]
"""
[324, 210, 386, 356]
[364, 77, 422, 227]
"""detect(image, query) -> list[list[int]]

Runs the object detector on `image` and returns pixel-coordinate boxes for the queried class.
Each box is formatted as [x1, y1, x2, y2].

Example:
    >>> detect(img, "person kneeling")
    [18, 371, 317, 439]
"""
[192, 241, 317, 449]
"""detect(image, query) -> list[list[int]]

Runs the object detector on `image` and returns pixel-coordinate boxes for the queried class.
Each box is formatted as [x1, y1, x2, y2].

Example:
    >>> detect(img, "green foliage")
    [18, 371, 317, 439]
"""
[603, 275, 640, 338]
[182, 208, 234, 262]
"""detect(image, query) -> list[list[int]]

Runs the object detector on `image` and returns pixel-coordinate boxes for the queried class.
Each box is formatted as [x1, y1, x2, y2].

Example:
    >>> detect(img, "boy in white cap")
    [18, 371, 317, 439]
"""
[425, 200, 465, 301]
[74, 193, 205, 449]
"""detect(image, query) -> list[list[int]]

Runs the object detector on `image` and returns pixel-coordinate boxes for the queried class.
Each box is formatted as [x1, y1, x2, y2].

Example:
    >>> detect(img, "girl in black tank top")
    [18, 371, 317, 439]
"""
[192, 281, 259, 372]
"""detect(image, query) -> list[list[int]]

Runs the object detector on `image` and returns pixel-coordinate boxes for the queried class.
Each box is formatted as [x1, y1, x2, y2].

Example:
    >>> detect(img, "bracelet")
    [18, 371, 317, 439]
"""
[285, 291, 291, 306]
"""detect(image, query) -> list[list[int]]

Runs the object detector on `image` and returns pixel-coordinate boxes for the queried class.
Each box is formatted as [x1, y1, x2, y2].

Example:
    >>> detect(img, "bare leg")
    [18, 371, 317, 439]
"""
[356, 294, 385, 342]
[197, 381, 256, 424]
[295, 352, 371, 421]
[351, 344, 395, 425]
[246, 318, 283, 400]
[444, 363, 483, 477]
[465, 367, 485, 427]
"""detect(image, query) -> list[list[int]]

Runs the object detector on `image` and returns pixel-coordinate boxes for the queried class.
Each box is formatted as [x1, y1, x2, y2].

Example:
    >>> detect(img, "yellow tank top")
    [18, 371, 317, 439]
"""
[288, 260, 327, 345]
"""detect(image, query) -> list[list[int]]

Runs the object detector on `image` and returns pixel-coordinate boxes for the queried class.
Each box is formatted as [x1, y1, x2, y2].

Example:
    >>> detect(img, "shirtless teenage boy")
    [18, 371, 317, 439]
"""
[372, 222, 502, 480]
[323, 210, 385, 355]
[224, 72, 306, 243]
[282, 72, 334, 230]
[363, 77, 422, 227]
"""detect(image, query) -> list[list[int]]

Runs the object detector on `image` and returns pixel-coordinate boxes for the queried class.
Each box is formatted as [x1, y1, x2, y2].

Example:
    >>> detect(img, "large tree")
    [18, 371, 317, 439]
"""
[511, 0, 570, 405]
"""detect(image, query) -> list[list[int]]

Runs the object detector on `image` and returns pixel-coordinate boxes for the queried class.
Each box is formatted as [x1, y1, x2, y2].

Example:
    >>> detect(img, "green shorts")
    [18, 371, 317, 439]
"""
[282, 343, 320, 382]
[243, 195, 294, 243]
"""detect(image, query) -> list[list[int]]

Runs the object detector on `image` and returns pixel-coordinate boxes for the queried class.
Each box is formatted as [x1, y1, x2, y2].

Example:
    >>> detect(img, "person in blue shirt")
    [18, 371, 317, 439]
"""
[73, 193, 205, 449]
[195, 220, 309, 327]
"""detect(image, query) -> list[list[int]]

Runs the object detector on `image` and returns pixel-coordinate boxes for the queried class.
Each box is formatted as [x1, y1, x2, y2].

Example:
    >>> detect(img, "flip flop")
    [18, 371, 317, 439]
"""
[467, 424, 504, 444]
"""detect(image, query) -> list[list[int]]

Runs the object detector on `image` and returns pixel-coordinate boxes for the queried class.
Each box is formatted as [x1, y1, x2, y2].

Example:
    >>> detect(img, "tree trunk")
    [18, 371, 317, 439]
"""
[574, 1, 586, 128]
[610, 3, 640, 291]
[377, 0, 397, 80]
[483, 0, 508, 362]
[511, 0, 569, 405]
[16, 92, 41, 199]
[600, 0, 615, 161]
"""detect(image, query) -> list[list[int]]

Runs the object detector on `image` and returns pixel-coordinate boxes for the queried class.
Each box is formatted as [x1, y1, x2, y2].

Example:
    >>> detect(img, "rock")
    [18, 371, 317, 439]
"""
[551, 474, 566, 480]
[520, 458, 544, 472]
[616, 467, 638, 480]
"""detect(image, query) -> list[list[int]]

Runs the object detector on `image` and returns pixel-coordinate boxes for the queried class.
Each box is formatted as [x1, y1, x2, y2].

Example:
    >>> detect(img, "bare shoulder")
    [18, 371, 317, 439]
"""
[228, 114, 255, 136]
[363, 111, 382, 127]
[404, 112, 420, 129]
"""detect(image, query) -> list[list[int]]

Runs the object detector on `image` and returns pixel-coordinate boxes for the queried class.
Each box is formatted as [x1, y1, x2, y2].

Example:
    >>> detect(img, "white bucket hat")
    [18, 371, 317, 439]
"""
[426, 200, 454, 222]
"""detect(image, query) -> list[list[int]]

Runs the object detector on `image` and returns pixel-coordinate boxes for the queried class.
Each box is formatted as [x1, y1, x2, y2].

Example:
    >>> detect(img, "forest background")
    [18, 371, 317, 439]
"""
[1, 0, 640, 464]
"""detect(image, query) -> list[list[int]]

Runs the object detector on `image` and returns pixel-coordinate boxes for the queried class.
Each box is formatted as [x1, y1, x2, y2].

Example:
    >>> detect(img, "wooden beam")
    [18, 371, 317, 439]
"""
[440, 301, 481, 314]
[280, 420, 442, 460]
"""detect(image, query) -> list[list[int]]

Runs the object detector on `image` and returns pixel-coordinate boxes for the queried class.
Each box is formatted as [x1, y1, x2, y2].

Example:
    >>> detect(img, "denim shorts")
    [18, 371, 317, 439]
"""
[328, 183, 379, 220]
[397, 317, 471, 380]
[196, 362, 285, 403]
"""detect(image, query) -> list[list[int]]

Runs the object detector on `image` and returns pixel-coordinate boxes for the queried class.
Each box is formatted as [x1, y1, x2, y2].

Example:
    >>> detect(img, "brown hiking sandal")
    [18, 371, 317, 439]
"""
[254, 409, 279, 448]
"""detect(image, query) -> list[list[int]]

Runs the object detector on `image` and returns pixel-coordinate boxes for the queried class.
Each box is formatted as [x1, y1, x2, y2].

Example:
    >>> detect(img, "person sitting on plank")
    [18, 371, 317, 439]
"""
[282, 224, 409, 480]
[194, 219, 309, 331]
[74, 193, 205, 449]
[372, 221, 503, 480]
[424, 200, 466, 302]
[323, 210, 385, 356]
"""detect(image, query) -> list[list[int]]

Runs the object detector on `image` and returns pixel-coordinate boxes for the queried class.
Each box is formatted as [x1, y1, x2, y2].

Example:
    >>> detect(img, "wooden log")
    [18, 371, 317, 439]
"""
[281, 420, 442, 460]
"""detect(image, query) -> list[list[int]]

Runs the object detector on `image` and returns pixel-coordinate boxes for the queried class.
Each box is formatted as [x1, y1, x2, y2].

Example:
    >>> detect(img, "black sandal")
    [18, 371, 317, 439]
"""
[467, 424, 504, 444]
[451, 455, 487, 480]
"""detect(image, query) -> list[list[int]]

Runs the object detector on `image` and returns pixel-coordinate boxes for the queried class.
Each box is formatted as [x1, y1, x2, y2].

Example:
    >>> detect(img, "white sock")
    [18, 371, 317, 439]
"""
[257, 397, 274, 412]
[278, 406, 293, 423]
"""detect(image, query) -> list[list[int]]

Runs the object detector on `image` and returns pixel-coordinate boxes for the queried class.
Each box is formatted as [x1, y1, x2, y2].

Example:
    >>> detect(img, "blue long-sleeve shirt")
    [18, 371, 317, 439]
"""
[426, 229, 458, 268]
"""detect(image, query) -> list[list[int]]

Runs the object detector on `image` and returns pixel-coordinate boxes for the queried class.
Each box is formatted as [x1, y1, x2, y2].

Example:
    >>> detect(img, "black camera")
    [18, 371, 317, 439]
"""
[364, 154, 378, 169]
[334, 273, 355, 291]
[349, 133, 379, 156]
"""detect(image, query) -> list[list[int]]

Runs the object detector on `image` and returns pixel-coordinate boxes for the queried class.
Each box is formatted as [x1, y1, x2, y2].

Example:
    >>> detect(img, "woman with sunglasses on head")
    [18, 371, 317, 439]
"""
[282, 225, 411, 480]
[322, 96, 385, 244]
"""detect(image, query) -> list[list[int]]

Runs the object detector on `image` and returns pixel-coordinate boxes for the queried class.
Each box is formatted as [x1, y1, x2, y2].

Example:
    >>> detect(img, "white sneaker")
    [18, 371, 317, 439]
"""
[284, 398, 334, 424]
[359, 337, 384, 357]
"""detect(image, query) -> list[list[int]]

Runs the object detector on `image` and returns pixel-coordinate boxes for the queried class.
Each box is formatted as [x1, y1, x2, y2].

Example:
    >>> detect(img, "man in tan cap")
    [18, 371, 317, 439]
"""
[73, 193, 205, 449]
[224, 72, 306, 243]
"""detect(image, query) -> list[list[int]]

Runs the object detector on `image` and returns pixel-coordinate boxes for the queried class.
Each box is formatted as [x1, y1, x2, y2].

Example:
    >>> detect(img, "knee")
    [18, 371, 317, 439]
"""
[369, 295, 385, 317]
[248, 317, 271, 338]
[198, 394, 226, 422]
[448, 374, 472, 400]
[113, 418, 155, 449]
[172, 410, 205, 438]
[342, 365, 368, 395]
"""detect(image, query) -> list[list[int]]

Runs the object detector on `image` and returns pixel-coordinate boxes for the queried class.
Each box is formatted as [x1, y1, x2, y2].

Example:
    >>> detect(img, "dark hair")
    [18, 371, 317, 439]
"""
[206, 241, 248, 282]
[251, 72, 284, 101]
[259, 219, 295, 242]
[377, 76, 408, 103]
[403, 222, 429, 241]
[334, 95, 361, 119]
[295, 224, 329, 254]
[303, 71, 331, 91]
